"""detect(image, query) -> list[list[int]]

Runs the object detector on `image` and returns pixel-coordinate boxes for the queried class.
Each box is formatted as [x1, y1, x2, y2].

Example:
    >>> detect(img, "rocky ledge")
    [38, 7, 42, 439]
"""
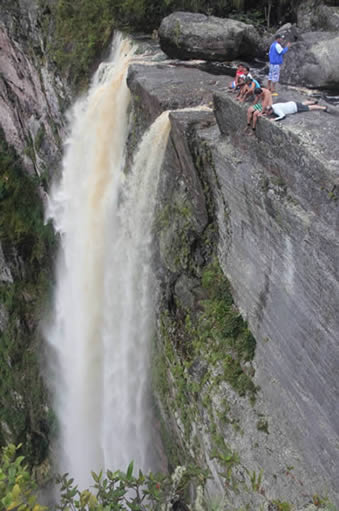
[127, 61, 339, 507]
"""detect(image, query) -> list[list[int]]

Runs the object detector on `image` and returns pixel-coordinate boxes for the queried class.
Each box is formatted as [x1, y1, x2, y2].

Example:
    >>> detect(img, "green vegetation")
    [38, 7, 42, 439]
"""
[153, 258, 257, 489]
[2, 444, 338, 511]
[0, 444, 46, 511]
[179, 259, 257, 399]
[0, 444, 206, 511]
[256, 418, 269, 434]
[271, 500, 291, 511]
[43, 0, 114, 89]
[0, 129, 55, 466]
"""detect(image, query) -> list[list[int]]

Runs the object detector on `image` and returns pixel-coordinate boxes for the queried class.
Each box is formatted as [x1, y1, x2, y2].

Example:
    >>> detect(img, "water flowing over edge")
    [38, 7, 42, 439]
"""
[45, 33, 170, 488]
[44, 31, 214, 489]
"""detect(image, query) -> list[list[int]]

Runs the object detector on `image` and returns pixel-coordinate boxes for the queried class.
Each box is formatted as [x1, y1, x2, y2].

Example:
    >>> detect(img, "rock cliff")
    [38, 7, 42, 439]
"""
[0, 0, 67, 176]
[0, 0, 67, 469]
[127, 62, 339, 507]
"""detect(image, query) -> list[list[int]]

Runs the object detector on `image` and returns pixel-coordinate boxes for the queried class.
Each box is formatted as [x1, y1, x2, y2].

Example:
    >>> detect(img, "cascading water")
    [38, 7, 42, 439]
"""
[45, 33, 171, 488]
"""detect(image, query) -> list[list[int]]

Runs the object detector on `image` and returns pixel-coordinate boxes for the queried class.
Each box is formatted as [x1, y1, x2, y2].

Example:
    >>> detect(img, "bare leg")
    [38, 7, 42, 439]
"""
[308, 105, 328, 111]
[252, 110, 261, 129]
[247, 107, 255, 126]
[267, 80, 272, 91]
[302, 100, 318, 106]
[237, 86, 247, 101]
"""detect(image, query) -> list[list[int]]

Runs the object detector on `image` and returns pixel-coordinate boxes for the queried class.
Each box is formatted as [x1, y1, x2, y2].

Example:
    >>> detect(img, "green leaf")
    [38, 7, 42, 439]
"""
[126, 462, 134, 481]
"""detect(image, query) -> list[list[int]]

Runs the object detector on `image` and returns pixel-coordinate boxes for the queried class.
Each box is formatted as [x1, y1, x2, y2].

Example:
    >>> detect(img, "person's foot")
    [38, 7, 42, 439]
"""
[248, 129, 256, 136]
[244, 124, 251, 132]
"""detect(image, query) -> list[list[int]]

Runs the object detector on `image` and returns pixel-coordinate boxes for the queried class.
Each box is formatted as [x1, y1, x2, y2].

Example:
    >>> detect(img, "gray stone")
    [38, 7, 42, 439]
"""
[281, 31, 339, 89]
[0, 1, 68, 176]
[159, 11, 262, 62]
[0, 305, 9, 333]
[213, 89, 339, 504]
[0, 243, 13, 284]
[297, 0, 339, 32]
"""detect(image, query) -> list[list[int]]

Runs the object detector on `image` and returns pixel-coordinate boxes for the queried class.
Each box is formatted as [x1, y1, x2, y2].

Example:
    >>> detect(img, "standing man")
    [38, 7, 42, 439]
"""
[267, 34, 290, 95]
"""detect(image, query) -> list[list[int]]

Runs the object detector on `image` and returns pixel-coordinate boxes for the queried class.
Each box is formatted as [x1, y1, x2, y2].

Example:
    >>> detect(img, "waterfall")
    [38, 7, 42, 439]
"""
[45, 33, 171, 488]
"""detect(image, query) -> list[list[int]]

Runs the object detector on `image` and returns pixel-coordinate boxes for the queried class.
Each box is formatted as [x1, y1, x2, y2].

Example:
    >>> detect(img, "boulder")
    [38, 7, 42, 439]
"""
[280, 31, 339, 89]
[159, 11, 263, 61]
[273, 22, 299, 43]
[297, 0, 339, 32]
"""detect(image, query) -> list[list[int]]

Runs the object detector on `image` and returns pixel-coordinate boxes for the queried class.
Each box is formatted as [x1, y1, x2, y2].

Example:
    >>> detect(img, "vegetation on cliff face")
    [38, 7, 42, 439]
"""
[0, 129, 55, 467]
[1, 444, 338, 510]
[153, 259, 257, 469]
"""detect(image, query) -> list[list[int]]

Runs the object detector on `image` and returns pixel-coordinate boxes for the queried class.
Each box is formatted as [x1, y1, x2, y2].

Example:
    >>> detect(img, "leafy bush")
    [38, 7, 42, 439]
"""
[0, 444, 46, 511]
[0, 444, 205, 510]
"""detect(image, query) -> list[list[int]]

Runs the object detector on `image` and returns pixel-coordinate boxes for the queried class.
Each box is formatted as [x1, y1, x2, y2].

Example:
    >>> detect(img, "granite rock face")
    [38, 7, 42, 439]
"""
[0, 0, 68, 176]
[159, 11, 262, 62]
[0, 0, 67, 467]
[213, 89, 339, 501]
[127, 62, 339, 507]
[281, 31, 339, 89]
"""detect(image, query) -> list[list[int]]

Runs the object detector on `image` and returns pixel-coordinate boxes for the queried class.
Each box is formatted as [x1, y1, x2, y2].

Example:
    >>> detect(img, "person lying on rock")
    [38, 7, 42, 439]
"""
[267, 34, 290, 96]
[236, 75, 261, 103]
[246, 88, 272, 134]
[265, 100, 328, 120]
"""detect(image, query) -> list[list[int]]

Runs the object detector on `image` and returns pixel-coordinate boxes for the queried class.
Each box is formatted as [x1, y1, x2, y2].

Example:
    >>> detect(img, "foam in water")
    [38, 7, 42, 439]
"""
[45, 33, 170, 488]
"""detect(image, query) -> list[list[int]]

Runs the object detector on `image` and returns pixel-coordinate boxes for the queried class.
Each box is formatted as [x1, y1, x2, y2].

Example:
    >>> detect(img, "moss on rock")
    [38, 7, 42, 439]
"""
[0, 129, 55, 466]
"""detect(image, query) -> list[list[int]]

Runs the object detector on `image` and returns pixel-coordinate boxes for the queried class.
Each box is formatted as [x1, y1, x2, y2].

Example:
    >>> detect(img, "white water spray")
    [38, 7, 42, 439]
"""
[46, 34, 171, 488]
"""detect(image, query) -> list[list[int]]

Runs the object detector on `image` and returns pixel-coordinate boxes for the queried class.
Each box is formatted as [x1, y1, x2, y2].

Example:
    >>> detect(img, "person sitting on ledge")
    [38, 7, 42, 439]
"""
[229, 64, 252, 91]
[237, 75, 261, 103]
[265, 100, 329, 120]
[246, 87, 272, 134]
[229, 63, 245, 90]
